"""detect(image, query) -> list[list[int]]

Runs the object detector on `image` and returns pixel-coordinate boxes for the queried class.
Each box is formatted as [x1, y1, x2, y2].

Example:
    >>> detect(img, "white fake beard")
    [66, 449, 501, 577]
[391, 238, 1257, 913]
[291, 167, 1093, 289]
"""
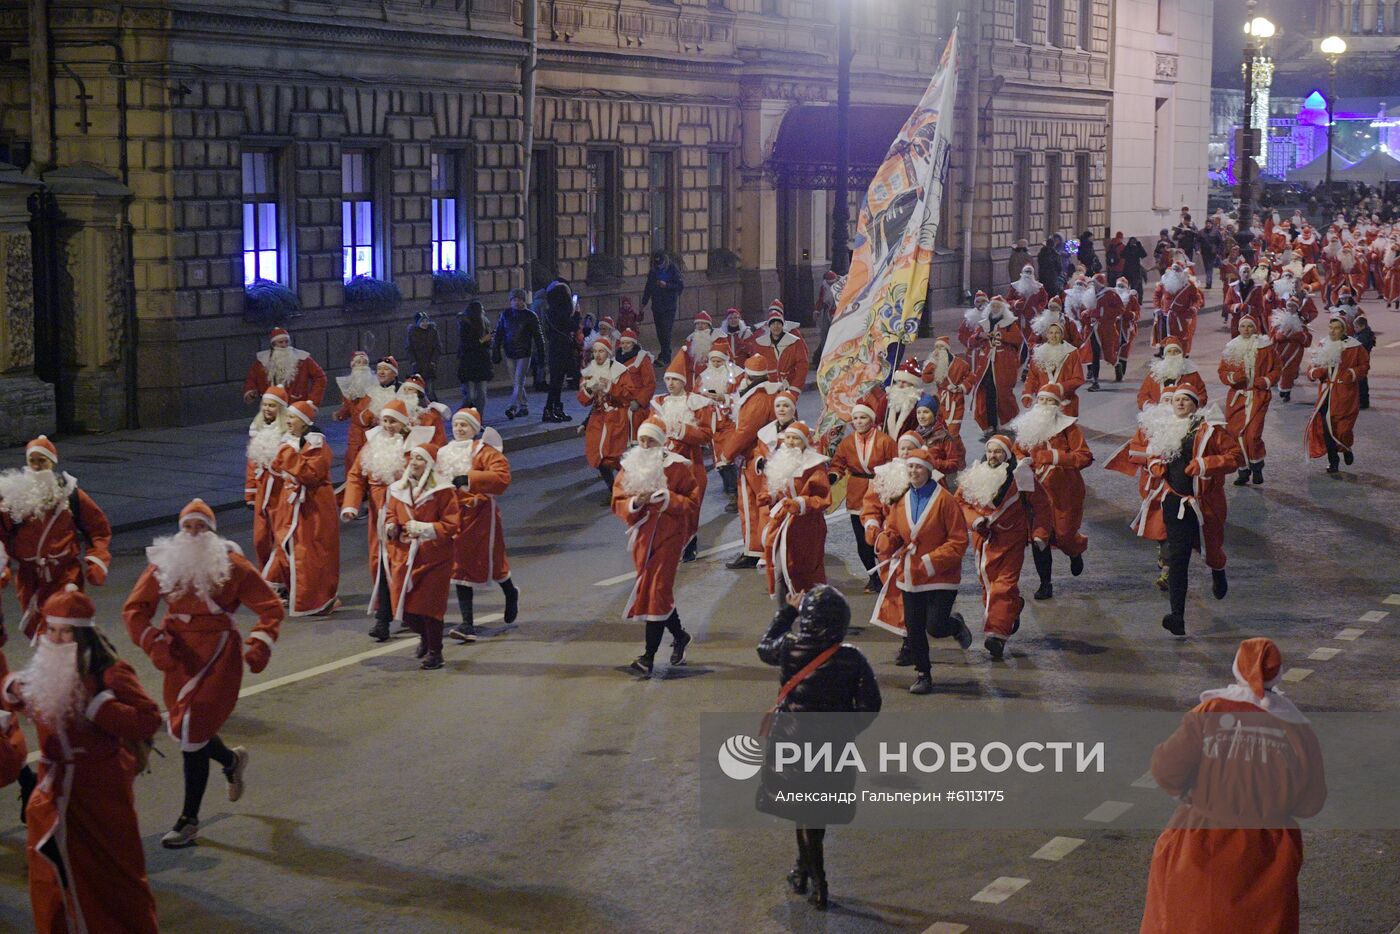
[886, 383, 922, 420]
[1222, 335, 1260, 382]
[1140, 402, 1194, 459]
[246, 424, 283, 470]
[957, 460, 1009, 509]
[396, 389, 423, 421]
[1115, 286, 1134, 304]
[1340, 253, 1356, 272]
[17, 639, 85, 731]
[359, 431, 406, 485]
[700, 365, 732, 394]
[1009, 404, 1062, 449]
[1274, 278, 1295, 300]
[0, 468, 68, 523]
[981, 304, 1011, 332]
[1149, 354, 1186, 383]
[147, 530, 234, 600]
[1032, 341, 1073, 374]
[870, 459, 910, 502]
[1270, 309, 1303, 335]
[581, 360, 615, 393]
[1011, 274, 1039, 298]
[659, 394, 695, 437]
[1160, 269, 1188, 294]
[926, 347, 951, 385]
[1323, 240, 1341, 259]
[964, 305, 984, 328]
[688, 330, 715, 360]
[619, 446, 666, 497]
[1065, 285, 1095, 313]
[435, 440, 475, 480]
[764, 445, 807, 492]
[266, 345, 298, 386]
[1251, 269, 1270, 286]
[1311, 338, 1344, 370]
[367, 383, 398, 414]
[341, 364, 377, 401]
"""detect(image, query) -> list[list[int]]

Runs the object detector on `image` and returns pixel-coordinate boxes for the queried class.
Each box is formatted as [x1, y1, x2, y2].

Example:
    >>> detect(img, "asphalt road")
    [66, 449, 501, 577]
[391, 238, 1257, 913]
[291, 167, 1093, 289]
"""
[0, 311, 1397, 933]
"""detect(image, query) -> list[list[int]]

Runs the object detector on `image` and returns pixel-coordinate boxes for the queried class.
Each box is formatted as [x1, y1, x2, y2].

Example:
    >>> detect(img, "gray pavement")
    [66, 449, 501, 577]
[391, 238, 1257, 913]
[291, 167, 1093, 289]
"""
[0, 302, 1398, 932]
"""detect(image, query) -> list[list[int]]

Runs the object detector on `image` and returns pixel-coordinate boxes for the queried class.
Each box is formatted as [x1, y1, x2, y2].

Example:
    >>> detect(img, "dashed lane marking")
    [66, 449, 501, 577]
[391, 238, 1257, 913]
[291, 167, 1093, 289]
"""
[1031, 837, 1085, 861]
[921, 924, 970, 934]
[1281, 668, 1312, 683]
[1308, 647, 1342, 661]
[1383, 594, 1400, 605]
[1335, 628, 1367, 641]
[1083, 801, 1134, 823]
[1359, 610, 1389, 623]
[971, 876, 1030, 904]
[1131, 771, 1158, 789]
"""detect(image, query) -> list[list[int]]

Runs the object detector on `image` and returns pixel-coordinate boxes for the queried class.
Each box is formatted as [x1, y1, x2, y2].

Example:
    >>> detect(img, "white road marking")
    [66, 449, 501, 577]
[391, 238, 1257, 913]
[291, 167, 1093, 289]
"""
[1384, 340, 1400, 349]
[1281, 668, 1312, 682]
[1308, 647, 1341, 661]
[1131, 771, 1158, 789]
[593, 570, 639, 588]
[1335, 628, 1367, 641]
[1083, 801, 1134, 823]
[1031, 837, 1085, 861]
[922, 924, 970, 934]
[1383, 594, 1400, 605]
[1360, 610, 1390, 622]
[971, 876, 1030, 904]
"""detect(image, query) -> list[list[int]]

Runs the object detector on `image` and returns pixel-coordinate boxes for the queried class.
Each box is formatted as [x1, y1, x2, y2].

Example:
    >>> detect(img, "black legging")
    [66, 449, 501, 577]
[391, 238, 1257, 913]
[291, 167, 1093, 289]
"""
[1320, 399, 1341, 466]
[182, 735, 236, 821]
[902, 589, 958, 675]
[981, 370, 999, 430]
[643, 610, 684, 658]
[375, 562, 393, 624]
[795, 826, 826, 880]
[849, 514, 877, 578]
[545, 343, 573, 408]
[1162, 493, 1200, 619]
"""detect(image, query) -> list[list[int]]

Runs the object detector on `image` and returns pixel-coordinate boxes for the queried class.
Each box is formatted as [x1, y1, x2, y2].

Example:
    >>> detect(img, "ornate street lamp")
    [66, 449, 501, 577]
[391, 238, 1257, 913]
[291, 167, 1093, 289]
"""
[1320, 35, 1347, 189]
[1237, 6, 1274, 246]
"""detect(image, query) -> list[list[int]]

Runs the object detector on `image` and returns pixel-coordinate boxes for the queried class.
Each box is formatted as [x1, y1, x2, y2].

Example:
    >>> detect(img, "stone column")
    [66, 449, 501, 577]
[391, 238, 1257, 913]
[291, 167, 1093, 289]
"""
[0, 163, 55, 444]
[736, 93, 787, 317]
[43, 164, 133, 432]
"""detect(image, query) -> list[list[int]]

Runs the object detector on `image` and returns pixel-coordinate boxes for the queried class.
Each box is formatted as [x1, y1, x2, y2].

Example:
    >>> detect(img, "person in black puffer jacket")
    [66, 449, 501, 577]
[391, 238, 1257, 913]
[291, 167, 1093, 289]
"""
[756, 585, 881, 911]
[491, 289, 545, 419]
[540, 279, 580, 423]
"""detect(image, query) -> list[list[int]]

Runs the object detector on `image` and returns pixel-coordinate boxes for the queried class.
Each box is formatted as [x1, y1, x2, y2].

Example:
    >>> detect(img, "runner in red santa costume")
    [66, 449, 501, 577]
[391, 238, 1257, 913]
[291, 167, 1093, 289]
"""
[1009, 385, 1092, 598]
[1294, 223, 1320, 263]
[1078, 273, 1123, 392]
[741, 389, 801, 569]
[615, 328, 656, 441]
[754, 302, 810, 391]
[1024, 297, 1082, 350]
[829, 400, 897, 594]
[265, 401, 341, 616]
[122, 498, 282, 848]
[438, 408, 519, 644]
[1152, 261, 1204, 356]
[920, 336, 972, 435]
[1224, 264, 1278, 338]
[241, 327, 327, 407]
[333, 350, 397, 473]
[716, 307, 756, 362]
[3, 585, 161, 931]
[871, 448, 970, 695]
[1217, 316, 1281, 487]
[1379, 237, 1400, 309]
[967, 295, 1024, 436]
[957, 291, 991, 352]
[245, 385, 289, 570]
[911, 394, 966, 473]
[1061, 273, 1097, 337]
[0, 436, 111, 642]
[718, 356, 782, 568]
[578, 335, 632, 504]
[613, 417, 698, 678]
[858, 432, 923, 658]
[1269, 297, 1312, 403]
[1136, 337, 1208, 410]
[760, 422, 832, 603]
[879, 359, 925, 439]
[384, 441, 463, 671]
[697, 345, 741, 508]
[1006, 264, 1051, 332]
[955, 435, 1032, 660]
[1021, 320, 1085, 416]
[1141, 637, 1327, 934]
[1306, 314, 1370, 474]
[1112, 276, 1142, 382]
[341, 398, 417, 642]
[651, 357, 716, 562]
[399, 374, 449, 446]
[670, 310, 717, 389]
[1336, 242, 1368, 298]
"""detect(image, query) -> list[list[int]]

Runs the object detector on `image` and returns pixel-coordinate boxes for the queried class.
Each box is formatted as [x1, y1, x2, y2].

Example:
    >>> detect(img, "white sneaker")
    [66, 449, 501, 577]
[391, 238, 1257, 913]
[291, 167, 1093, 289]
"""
[161, 818, 199, 849]
[225, 747, 249, 803]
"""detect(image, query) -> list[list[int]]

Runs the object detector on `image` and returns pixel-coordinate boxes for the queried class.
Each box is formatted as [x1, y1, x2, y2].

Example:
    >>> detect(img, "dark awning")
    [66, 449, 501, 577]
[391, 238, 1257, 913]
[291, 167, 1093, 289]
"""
[768, 104, 913, 190]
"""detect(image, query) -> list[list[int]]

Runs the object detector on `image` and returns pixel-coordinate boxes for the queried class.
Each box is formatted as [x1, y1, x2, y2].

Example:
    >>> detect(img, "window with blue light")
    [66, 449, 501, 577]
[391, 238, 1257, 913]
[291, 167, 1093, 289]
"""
[241, 150, 282, 285]
[431, 150, 473, 274]
[342, 150, 376, 281]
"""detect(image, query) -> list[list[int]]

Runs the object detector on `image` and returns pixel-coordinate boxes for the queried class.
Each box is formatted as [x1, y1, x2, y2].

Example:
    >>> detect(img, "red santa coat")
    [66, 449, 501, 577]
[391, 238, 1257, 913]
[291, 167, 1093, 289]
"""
[753, 331, 809, 391]
[1116, 289, 1142, 360]
[611, 453, 699, 620]
[1218, 337, 1281, 465]
[1269, 312, 1313, 391]
[340, 426, 406, 589]
[0, 702, 26, 789]
[1141, 698, 1327, 934]
[265, 434, 340, 615]
[1021, 343, 1086, 416]
[1005, 283, 1050, 329]
[870, 480, 969, 627]
[0, 477, 112, 641]
[759, 451, 832, 596]
[1152, 281, 1204, 354]
[1015, 418, 1092, 556]
[957, 461, 1032, 639]
[439, 438, 512, 588]
[384, 477, 463, 622]
[242, 348, 327, 405]
[415, 402, 450, 447]
[244, 425, 284, 571]
[859, 463, 916, 634]
[1, 659, 161, 934]
[617, 351, 657, 440]
[335, 393, 375, 474]
[1081, 290, 1124, 366]
[921, 352, 972, 434]
[1136, 364, 1209, 410]
[578, 359, 632, 470]
[1295, 231, 1320, 263]
[829, 428, 897, 513]
[1305, 340, 1369, 458]
[1336, 252, 1368, 297]
[1224, 282, 1276, 337]
[967, 313, 1024, 430]
[123, 542, 284, 749]
[1380, 250, 1400, 302]
[650, 391, 715, 542]
[715, 328, 756, 364]
[719, 382, 780, 558]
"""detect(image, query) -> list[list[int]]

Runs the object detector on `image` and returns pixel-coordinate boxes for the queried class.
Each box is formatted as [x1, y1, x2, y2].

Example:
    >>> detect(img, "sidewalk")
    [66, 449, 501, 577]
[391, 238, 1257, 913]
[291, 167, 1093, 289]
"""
[0, 388, 592, 533]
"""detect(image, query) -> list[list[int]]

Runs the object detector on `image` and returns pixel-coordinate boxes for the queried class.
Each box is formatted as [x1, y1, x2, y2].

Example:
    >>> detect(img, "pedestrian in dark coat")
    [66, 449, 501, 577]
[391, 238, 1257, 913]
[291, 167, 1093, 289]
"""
[756, 585, 881, 912]
[1037, 238, 1063, 296]
[492, 289, 545, 419]
[640, 251, 686, 364]
[406, 312, 444, 400]
[456, 300, 494, 414]
[1006, 239, 1032, 284]
[1123, 237, 1148, 298]
[540, 279, 580, 423]
[1076, 230, 1101, 276]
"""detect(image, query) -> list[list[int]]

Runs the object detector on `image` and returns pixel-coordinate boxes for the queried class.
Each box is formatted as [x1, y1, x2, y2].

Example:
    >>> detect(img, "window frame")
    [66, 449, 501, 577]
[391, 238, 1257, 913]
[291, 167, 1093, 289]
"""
[1014, 0, 1035, 43]
[707, 148, 734, 252]
[341, 146, 386, 282]
[1047, 0, 1066, 46]
[240, 145, 294, 287]
[430, 147, 475, 276]
[1074, 151, 1091, 234]
[1044, 151, 1062, 239]
[585, 146, 621, 258]
[648, 148, 678, 255]
[528, 145, 558, 273]
[1013, 151, 1033, 246]
[1078, 0, 1093, 49]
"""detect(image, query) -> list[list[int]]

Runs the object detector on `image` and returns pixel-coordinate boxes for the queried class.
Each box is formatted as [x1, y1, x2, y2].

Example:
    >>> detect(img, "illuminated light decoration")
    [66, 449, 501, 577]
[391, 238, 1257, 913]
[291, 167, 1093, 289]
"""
[1250, 56, 1274, 168]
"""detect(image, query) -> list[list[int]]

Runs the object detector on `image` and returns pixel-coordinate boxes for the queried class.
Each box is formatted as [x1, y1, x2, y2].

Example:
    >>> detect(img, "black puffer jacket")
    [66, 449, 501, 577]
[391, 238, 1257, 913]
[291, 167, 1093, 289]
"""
[541, 281, 578, 349]
[756, 605, 881, 714]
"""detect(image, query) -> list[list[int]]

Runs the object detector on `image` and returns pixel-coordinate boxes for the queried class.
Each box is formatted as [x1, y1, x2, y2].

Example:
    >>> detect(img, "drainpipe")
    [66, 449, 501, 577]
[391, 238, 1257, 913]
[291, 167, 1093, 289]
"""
[27, 0, 54, 174]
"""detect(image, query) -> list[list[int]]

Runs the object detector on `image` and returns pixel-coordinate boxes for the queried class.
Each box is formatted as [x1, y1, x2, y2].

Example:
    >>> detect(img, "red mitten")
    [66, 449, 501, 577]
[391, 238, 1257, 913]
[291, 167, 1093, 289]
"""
[244, 638, 272, 674]
[85, 560, 108, 586]
[1184, 460, 1200, 477]
[146, 633, 179, 673]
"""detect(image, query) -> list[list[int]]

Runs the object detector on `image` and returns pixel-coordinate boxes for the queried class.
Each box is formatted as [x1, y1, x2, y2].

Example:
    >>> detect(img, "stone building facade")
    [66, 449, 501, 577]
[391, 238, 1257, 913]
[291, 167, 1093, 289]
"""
[0, 0, 1210, 437]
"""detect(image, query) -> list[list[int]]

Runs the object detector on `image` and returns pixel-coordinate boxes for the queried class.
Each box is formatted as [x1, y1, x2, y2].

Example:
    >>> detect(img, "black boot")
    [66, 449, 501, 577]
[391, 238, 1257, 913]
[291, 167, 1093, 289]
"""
[1114, 359, 1126, 382]
[369, 617, 390, 642]
[682, 536, 698, 563]
[1234, 468, 1251, 486]
[788, 829, 810, 894]
[1069, 553, 1084, 576]
[501, 579, 519, 625]
[554, 403, 573, 422]
[1343, 449, 1354, 466]
[1161, 613, 1186, 636]
[1326, 453, 1340, 473]
[17, 765, 35, 825]
[1032, 547, 1053, 600]
[1212, 568, 1228, 600]
[1279, 389, 1290, 402]
[448, 585, 476, 643]
[805, 830, 828, 910]
[725, 553, 759, 569]
[1251, 461, 1264, 485]
[599, 467, 616, 505]
[894, 639, 913, 667]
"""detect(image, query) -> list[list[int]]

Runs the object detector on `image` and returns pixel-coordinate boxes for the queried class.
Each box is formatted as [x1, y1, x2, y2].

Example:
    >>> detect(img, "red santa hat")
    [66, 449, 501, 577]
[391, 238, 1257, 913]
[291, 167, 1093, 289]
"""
[892, 359, 923, 386]
[743, 353, 769, 378]
[766, 301, 786, 324]
[933, 335, 952, 347]
[1173, 385, 1201, 405]
[287, 401, 317, 425]
[452, 407, 482, 433]
[724, 307, 742, 321]
[1160, 336, 1185, 353]
[380, 398, 412, 425]
[1036, 384, 1065, 405]
[1092, 273, 1108, 286]
[42, 583, 96, 629]
[897, 431, 925, 450]
[707, 344, 731, 361]
[904, 448, 934, 470]
[637, 417, 668, 446]
[377, 356, 399, 375]
[693, 310, 713, 328]
[781, 421, 812, 447]
[26, 435, 58, 465]
[261, 385, 290, 408]
[850, 398, 878, 421]
[618, 329, 640, 346]
[401, 375, 427, 396]
[351, 350, 369, 364]
[987, 434, 1015, 459]
[663, 355, 688, 383]
[599, 316, 615, 330]
[269, 327, 290, 344]
[180, 498, 218, 531]
[1232, 637, 1284, 699]
[973, 290, 989, 304]
[592, 335, 615, 356]
[1116, 276, 1131, 287]
[409, 439, 442, 468]
[772, 389, 799, 409]
[823, 270, 838, 282]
